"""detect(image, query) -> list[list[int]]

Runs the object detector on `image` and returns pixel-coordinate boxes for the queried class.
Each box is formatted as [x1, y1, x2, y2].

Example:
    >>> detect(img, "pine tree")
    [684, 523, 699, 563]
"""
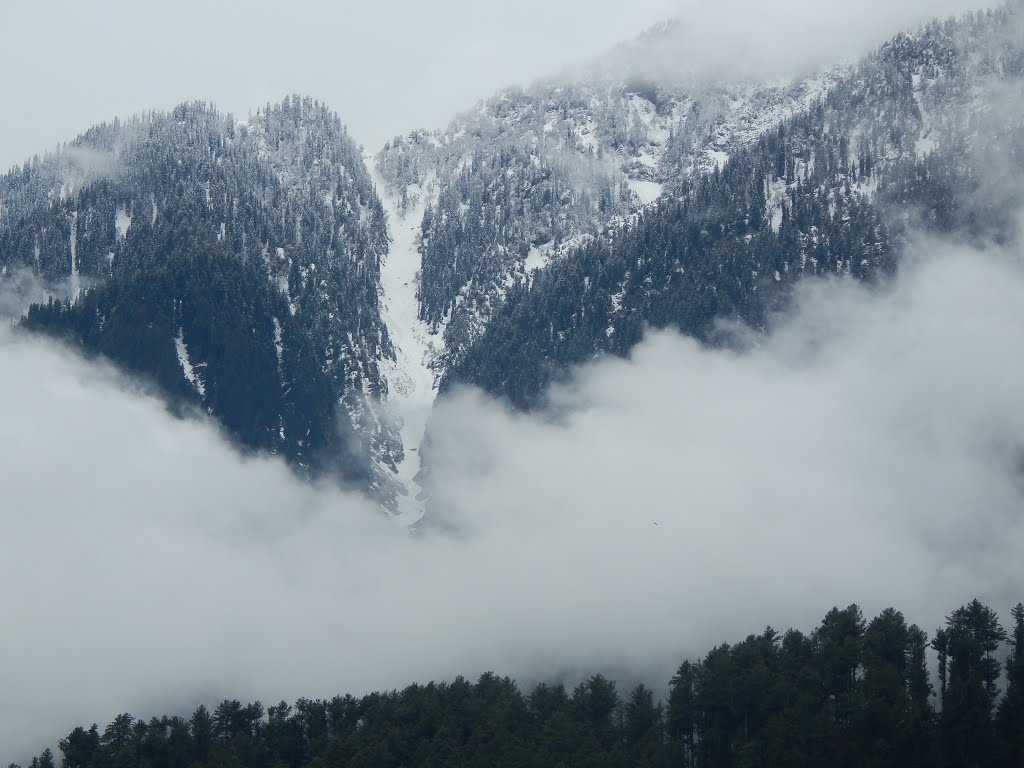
[625, 684, 661, 746]
[59, 725, 100, 768]
[997, 603, 1024, 768]
[668, 661, 699, 768]
[935, 599, 1007, 768]
[905, 624, 936, 768]
[191, 704, 212, 762]
[863, 608, 911, 765]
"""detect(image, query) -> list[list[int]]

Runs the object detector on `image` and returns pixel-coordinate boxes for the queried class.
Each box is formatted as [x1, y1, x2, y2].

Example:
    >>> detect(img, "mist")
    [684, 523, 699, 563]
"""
[0, 0, 999, 172]
[611, 0, 1003, 83]
[3, 234, 1023, 761]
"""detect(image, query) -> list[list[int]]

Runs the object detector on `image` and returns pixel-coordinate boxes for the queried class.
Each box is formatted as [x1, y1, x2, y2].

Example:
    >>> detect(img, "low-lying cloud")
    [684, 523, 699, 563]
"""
[0, 268, 82, 321]
[606, 0, 1002, 83]
[2, 238, 1024, 761]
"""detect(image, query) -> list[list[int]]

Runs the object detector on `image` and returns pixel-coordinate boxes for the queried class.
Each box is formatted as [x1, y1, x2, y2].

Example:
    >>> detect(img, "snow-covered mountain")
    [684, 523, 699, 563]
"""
[374, 63, 846, 375]
[440, 3, 1024, 408]
[3, 96, 407, 500]
[374, 1, 1024, 508]
[3, 2, 1022, 517]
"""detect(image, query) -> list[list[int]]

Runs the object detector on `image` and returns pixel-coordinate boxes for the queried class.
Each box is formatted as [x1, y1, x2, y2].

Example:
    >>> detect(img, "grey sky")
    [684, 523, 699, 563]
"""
[0, 0, 996, 171]
[0, 0, 673, 170]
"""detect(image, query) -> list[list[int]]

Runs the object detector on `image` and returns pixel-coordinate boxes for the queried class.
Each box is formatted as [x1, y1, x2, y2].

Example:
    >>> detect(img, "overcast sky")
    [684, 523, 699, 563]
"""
[0, 0, 997, 171]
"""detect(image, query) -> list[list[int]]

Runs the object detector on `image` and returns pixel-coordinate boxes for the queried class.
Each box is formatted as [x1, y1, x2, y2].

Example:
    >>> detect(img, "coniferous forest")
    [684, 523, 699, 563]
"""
[438, 5, 1024, 406]
[16, 600, 1024, 768]
[3, 96, 400, 497]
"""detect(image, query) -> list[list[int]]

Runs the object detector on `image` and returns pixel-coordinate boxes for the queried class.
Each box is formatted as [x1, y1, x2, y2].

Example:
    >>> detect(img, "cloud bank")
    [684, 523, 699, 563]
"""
[2, 236, 1023, 761]
[0, 268, 83, 321]
[618, 0, 1003, 83]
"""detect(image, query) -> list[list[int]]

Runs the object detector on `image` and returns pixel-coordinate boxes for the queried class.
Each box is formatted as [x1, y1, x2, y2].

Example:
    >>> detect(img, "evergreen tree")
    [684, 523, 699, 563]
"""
[997, 603, 1024, 768]
[59, 725, 100, 768]
[668, 661, 699, 768]
[935, 599, 1007, 768]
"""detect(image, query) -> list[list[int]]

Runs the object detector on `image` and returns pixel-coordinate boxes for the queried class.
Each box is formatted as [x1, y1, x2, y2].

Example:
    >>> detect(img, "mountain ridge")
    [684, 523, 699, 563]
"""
[2, 2, 1022, 514]
[4, 96, 403, 499]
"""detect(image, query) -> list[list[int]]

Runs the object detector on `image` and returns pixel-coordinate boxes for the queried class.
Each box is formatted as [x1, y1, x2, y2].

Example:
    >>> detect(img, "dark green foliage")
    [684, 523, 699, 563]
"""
[997, 604, 1024, 767]
[933, 600, 1008, 768]
[442, 2, 1024, 409]
[416, 144, 627, 332]
[379, 122, 631, 370]
[862, 610, 935, 768]
[38, 600, 1024, 768]
[58, 726, 99, 768]
[442, 125, 895, 407]
[4, 96, 392, 487]
[26, 750, 53, 768]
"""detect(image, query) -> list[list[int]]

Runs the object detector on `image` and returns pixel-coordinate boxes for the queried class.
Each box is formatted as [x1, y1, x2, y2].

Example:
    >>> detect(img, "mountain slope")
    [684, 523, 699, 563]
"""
[3, 4, 1021, 511]
[375, 67, 843, 375]
[440, 3, 1024, 407]
[4, 96, 400, 492]
[371, 160, 443, 521]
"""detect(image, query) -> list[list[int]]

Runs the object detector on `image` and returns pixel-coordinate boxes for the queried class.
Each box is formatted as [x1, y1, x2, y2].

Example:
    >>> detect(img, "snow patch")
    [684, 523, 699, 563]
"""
[175, 330, 206, 397]
[766, 176, 789, 233]
[525, 243, 552, 272]
[629, 179, 663, 206]
[272, 317, 285, 380]
[115, 207, 132, 241]
[371, 159, 444, 524]
[916, 134, 939, 156]
[69, 211, 81, 304]
[707, 150, 730, 171]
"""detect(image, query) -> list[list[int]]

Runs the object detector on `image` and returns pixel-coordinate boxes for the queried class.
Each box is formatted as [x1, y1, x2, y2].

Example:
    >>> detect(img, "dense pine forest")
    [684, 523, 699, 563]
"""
[2, 96, 405, 497]
[15, 599, 1022, 768]
[374, 50, 833, 372]
[442, 4, 1024, 406]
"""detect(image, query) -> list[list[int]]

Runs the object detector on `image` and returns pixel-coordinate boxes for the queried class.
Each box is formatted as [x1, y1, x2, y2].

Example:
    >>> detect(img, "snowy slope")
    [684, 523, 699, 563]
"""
[371, 162, 444, 523]
[374, 65, 850, 386]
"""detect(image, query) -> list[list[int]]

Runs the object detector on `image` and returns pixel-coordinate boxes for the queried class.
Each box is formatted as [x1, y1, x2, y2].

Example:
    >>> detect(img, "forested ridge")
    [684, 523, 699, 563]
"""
[3, 4, 1022, 497]
[17, 600, 1024, 768]
[442, 2, 1024, 407]
[374, 38, 839, 371]
[380, 3, 1024, 403]
[2, 96, 406, 495]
